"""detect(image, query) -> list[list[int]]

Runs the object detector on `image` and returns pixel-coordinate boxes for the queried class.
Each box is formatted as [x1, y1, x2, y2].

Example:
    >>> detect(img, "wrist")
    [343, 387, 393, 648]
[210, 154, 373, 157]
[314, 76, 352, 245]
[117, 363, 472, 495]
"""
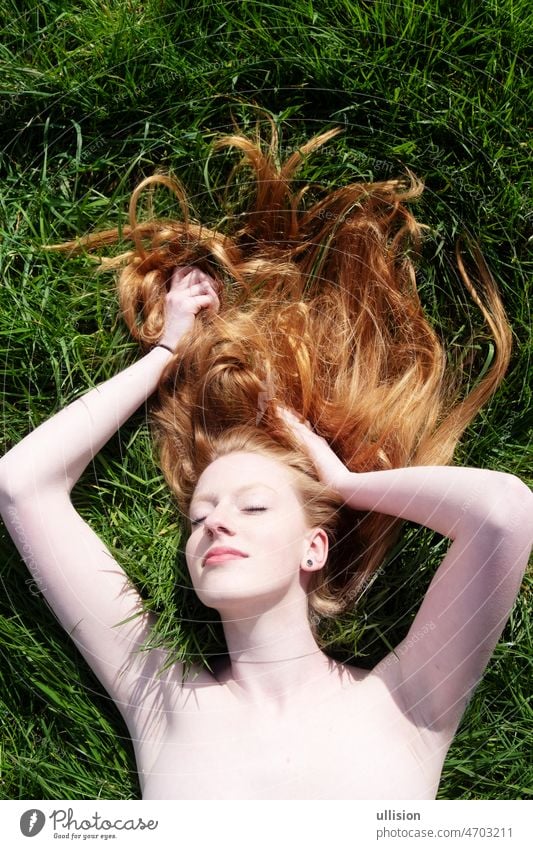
[335, 471, 366, 506]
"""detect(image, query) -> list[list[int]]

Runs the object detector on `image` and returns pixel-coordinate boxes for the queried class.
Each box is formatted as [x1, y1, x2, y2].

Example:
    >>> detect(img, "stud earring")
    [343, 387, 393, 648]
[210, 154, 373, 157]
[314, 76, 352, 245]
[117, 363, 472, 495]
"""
[306, 558, 313, 566]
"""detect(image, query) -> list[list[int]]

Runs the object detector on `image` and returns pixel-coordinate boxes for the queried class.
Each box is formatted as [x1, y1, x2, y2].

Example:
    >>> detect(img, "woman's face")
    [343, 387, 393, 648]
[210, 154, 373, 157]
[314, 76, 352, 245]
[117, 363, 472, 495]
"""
[184, 451, 321, 612]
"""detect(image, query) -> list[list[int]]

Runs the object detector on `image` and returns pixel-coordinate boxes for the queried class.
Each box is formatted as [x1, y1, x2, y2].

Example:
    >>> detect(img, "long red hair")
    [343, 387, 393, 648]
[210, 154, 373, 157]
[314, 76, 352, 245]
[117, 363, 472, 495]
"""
[48, 114, 512, 636]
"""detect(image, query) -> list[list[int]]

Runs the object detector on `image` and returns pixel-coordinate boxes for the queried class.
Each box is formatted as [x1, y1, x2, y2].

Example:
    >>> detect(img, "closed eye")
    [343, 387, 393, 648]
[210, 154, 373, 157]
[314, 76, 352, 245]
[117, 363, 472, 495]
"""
[190, 506, 266, 527]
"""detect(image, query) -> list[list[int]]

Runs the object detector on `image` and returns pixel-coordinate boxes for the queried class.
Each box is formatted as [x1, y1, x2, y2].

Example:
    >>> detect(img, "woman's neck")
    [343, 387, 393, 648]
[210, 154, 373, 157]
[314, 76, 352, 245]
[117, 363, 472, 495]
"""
[217, 610, 339, 710]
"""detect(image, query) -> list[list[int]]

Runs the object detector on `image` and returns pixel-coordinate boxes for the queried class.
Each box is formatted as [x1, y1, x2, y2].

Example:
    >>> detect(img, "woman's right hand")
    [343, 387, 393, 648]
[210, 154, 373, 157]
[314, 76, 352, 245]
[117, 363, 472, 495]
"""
[276, 405, 352, 496]
[157, 265, 221, 350]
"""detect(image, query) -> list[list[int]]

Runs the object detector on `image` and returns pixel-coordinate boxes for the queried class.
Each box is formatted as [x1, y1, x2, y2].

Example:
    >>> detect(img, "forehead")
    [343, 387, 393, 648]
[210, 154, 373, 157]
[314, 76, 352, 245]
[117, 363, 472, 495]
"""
[191, 451, 295, 501]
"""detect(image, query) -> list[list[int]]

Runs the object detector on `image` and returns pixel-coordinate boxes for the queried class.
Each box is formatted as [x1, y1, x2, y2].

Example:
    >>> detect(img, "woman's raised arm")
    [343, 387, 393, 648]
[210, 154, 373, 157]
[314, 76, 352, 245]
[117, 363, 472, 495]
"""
[0, 345, 172, 497]
[278, 407, 533, 743]
[339, 465, 532, 742]
[0, 266, 220, 780]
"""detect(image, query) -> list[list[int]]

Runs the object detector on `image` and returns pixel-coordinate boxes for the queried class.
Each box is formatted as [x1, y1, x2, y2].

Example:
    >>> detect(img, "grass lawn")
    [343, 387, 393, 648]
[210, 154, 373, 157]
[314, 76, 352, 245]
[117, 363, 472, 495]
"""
[0, 0, 531, 799]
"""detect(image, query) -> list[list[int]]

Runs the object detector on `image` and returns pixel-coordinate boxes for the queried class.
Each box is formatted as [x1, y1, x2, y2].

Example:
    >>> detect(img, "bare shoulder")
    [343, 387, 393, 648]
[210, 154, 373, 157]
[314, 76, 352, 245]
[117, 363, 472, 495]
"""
[339, 657, 404, 710]
[335, 653, 419, 728]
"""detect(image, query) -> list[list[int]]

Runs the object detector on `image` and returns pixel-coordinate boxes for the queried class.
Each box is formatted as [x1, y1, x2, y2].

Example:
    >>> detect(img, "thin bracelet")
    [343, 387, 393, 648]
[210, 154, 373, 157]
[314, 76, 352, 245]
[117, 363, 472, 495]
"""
[152, 343, 174, 354]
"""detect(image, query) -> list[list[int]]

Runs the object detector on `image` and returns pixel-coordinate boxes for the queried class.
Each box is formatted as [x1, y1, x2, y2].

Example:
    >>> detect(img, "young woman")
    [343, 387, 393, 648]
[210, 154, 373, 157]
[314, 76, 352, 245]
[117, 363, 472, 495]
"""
[0, 119, 531, 799]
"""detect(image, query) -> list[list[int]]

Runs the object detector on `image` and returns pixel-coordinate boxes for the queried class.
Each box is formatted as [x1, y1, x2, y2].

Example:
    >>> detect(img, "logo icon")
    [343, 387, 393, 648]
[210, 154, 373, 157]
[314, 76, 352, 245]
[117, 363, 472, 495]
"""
[20, 809, 46, 837]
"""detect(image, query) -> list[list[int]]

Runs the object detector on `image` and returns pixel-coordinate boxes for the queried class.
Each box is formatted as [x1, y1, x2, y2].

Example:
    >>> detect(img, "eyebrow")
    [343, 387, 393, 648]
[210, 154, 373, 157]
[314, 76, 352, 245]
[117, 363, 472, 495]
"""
[190, 483, 277, 507]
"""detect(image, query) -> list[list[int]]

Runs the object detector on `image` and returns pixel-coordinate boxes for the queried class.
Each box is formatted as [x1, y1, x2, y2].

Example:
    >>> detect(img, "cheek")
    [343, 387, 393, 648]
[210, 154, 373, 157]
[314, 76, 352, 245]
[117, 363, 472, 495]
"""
[184, 535, 197, 566]
[264, 531, 298, 563]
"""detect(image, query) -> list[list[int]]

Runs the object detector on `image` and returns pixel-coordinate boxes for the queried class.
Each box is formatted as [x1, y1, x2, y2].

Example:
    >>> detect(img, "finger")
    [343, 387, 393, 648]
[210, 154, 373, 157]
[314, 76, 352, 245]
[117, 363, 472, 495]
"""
[191, 293, 218, 314]
[187, 273, 221, 302]
[187, 281, 219, 298]
[185, 281, 210, 295]
[169, 267, 209, 292]
[169, 266, 197, 287]
[278, 408, 308, 434]
[280, 408, 308, 427]
[197, 280, 220, 307]
[203, 288, 221, 312]
[168, 280, 214, 298]
[170, 267, 220, 298]
[194, 281, 220, 305]
[183, 268, 205, 289]
[277, 406, 297, 419]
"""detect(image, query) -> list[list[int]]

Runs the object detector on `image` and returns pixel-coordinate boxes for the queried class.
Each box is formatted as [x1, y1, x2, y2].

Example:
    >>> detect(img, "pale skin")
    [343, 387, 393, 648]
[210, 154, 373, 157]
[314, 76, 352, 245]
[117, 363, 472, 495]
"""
[0, 265, 532, 799]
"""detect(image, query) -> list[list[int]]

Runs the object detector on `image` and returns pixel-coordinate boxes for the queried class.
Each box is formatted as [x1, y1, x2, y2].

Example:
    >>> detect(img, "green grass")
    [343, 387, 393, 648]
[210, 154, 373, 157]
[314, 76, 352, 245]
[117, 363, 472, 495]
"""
[0, 0, 531, 800]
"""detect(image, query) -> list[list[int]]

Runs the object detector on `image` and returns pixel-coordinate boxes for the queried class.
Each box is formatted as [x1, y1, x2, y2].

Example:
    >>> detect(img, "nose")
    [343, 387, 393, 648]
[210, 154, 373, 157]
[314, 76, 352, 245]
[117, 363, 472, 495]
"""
[202, 503, 235, 535]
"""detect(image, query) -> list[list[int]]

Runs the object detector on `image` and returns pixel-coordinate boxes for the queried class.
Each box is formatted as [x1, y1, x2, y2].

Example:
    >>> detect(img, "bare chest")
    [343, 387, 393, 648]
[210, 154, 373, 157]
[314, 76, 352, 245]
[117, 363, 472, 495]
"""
[140, 674, 445, 800]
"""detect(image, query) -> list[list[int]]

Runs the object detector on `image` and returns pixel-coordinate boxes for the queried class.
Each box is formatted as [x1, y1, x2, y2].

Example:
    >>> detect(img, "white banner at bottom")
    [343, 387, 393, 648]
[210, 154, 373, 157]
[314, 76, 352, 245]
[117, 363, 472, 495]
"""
[1, 799, 530, 848]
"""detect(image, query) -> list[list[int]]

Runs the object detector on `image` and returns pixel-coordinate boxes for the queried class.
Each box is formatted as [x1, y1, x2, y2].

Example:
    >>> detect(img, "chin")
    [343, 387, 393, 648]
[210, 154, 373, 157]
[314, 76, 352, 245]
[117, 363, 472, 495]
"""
[197, 580, 296, 612]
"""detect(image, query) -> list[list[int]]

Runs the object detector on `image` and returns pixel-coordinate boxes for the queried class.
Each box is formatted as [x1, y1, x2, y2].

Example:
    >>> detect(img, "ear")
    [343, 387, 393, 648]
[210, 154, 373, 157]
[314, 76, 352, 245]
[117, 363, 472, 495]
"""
[300, 527, 329, 573]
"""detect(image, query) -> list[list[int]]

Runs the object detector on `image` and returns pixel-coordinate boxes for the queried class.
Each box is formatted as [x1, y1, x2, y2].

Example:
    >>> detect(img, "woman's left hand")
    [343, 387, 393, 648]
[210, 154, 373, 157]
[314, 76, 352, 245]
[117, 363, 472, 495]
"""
[157, 265, 220, 349]
[276, 405, 352, 495]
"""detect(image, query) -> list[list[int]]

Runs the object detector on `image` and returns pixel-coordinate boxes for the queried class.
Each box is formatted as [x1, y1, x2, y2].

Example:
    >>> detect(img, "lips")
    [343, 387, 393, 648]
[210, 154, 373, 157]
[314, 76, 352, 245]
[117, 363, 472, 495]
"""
[203, 547, 249, 567]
